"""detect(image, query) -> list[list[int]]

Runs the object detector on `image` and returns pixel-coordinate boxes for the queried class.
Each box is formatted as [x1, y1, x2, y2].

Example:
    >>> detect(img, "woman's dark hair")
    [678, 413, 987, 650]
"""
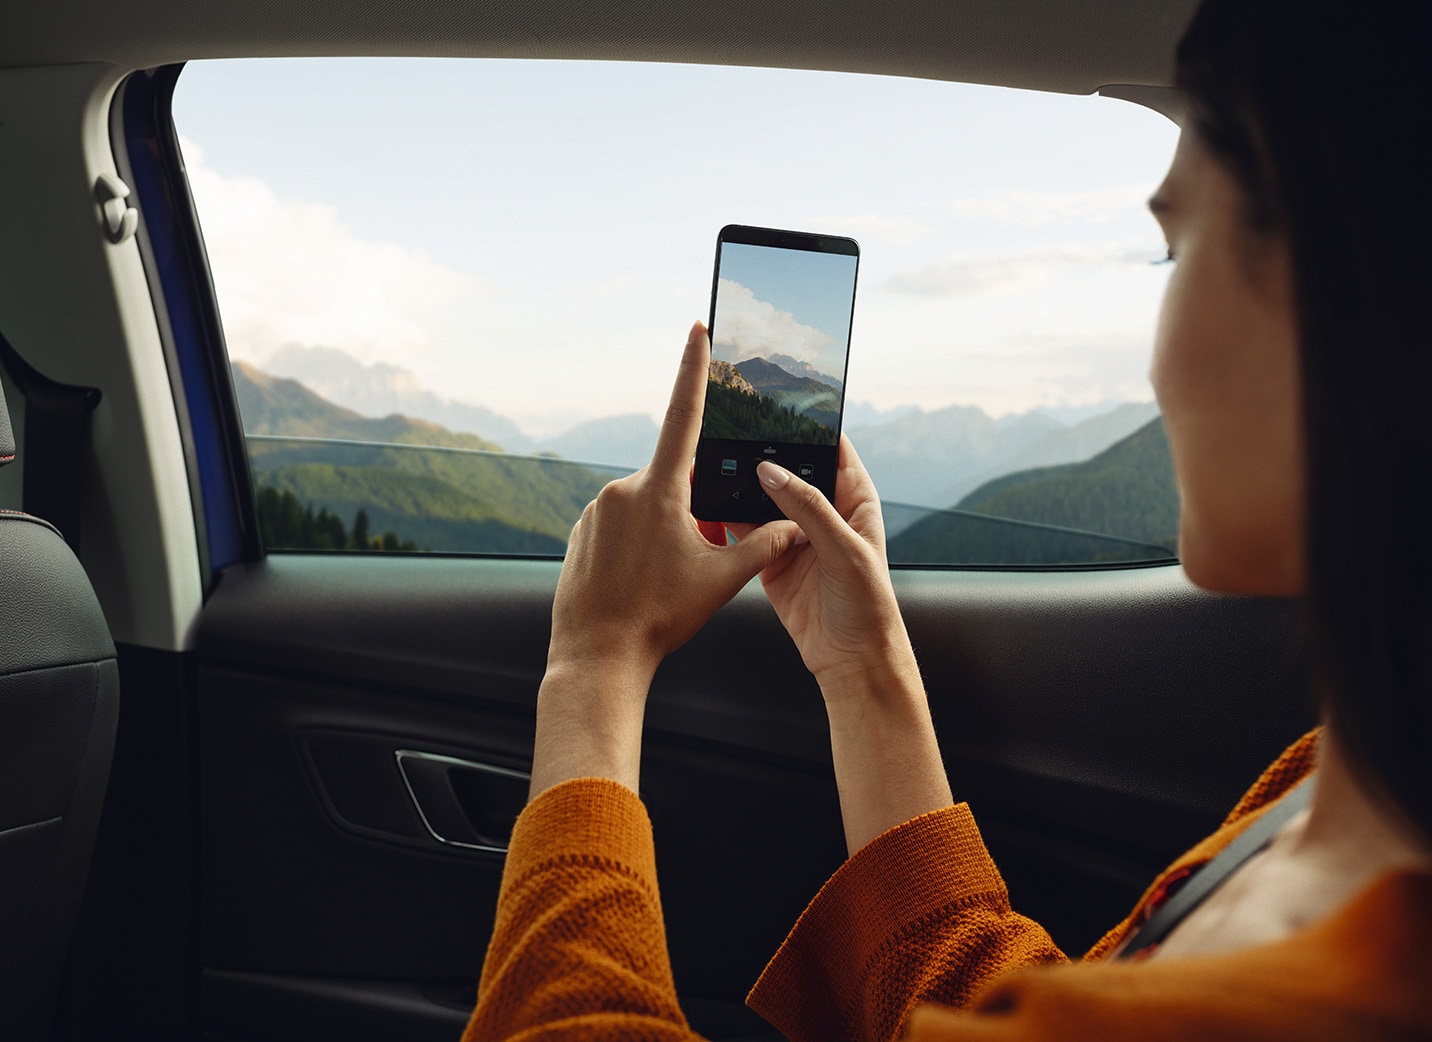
[1176, 0, 1431, 845]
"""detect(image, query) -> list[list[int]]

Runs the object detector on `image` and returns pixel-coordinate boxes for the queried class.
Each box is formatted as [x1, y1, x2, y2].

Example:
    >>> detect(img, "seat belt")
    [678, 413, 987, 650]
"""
[1117, 775, 1316, 959]
[0, 330, 102, 554]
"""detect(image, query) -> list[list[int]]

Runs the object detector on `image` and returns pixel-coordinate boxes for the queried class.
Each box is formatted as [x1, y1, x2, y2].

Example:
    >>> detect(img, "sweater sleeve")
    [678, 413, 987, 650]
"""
[746, 802, 1068, 1042]
[462, 778, 705, 1042]
[747, 729, 1325, 1042]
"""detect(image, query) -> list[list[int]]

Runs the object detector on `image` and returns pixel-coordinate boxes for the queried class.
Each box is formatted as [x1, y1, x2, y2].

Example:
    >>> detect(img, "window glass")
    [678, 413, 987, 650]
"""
[174, 58, 1179, 565]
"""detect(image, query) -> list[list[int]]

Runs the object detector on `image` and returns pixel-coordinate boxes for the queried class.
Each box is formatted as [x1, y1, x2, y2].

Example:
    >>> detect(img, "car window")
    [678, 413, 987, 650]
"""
[173, 57, 1179, 566]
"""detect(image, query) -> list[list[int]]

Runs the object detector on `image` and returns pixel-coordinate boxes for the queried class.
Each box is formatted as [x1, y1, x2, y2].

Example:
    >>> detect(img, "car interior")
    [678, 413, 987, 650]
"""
[0, 1, 1317, 1040]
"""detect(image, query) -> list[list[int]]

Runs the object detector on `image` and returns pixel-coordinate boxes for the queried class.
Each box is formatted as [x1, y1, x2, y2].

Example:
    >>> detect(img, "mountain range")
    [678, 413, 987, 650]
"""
[232, 361, 608, 553]
[766, 353, 843, 391]
[849, 400, 1161, 523]
[725, 356, 842, 431]
[239, 343, 1170, 552]
[886, 417, 1178, 564]
[263, 343, 532, 450]
[259, 343, 660, 468]
[703, 363, 835, 445]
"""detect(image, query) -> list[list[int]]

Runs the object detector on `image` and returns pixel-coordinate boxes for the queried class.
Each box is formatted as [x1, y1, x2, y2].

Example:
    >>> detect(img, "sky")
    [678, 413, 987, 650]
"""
[711, 241, 858, 380]
[173, 58, 1179, 436]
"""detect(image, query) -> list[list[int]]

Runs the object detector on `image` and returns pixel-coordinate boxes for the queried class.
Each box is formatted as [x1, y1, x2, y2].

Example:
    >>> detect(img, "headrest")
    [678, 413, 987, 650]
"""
[0, 372, 13, 468]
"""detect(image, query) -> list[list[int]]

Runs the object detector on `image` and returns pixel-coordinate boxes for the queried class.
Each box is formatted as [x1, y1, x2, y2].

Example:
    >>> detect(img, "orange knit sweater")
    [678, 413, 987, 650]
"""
[464, 731, 1432, 1041]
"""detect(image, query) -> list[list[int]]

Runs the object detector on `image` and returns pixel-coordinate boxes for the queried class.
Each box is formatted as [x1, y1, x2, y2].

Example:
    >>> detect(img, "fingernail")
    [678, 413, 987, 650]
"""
[688, 320, 705, 345]
[793, 528, 809, 546]
[757, 461, 791, 489]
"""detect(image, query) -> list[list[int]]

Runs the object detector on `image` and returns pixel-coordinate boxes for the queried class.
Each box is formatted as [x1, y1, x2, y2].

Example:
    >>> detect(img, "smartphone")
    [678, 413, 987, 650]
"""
[691, 224, 860, 524]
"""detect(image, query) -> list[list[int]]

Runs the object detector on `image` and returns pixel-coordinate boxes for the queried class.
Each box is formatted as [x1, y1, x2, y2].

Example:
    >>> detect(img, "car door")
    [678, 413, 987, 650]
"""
[182, 557, 1313, 1042]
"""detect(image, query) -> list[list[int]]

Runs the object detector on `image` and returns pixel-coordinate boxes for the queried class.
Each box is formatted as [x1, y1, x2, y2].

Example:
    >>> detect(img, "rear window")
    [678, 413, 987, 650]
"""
[174, 58, 1179, 567]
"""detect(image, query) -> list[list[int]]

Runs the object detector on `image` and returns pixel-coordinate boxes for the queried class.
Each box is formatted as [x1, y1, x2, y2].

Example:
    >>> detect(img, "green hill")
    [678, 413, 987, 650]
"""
[887, 417, 1179, 565]
[233, 361, 507, 451]
[233, 362, 610, 554]
[254, 487, 418, 553]
[729, 357, 842, 429]
[254, 463, 570, 554]
[702, 377, 836, 445]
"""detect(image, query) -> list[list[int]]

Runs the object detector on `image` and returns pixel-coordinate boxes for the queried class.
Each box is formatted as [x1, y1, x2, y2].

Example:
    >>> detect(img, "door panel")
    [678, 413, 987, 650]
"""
[195, 555, 1313, 1039]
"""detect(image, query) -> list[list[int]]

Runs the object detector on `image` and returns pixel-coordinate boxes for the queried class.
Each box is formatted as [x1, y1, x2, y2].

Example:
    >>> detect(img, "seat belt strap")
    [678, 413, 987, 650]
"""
[1117, 775, 1316, 959]
[0, 331, 102, 554]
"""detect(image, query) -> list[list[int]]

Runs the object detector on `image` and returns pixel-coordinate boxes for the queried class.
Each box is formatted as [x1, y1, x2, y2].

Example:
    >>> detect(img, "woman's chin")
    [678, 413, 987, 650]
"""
[1177, 526, 1305, 597]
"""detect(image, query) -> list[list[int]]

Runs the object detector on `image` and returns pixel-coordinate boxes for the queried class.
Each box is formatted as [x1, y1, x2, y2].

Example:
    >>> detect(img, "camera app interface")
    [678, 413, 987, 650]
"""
[705, 242, 857, 447]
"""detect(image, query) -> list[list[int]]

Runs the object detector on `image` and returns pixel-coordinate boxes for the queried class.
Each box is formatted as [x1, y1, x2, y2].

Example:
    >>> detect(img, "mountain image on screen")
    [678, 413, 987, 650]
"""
[765, 353, 844, 392]
[704, 358, 839, 445]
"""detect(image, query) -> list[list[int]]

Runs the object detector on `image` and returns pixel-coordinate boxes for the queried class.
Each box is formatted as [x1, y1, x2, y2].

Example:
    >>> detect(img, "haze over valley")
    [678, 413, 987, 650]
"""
[257, 343, 1158, 521]
[237, 345, 1176, 562]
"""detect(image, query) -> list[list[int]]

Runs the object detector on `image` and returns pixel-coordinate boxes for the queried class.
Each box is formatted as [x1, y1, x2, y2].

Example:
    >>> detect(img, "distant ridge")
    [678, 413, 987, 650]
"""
[732, 356, 841, 429]
[535, 414, 660, 471]
[231, 360, 606, 554]
[232, 360, 503, 450]
[887, 417, 1178, 564]
[235, 350, 1175, 564]
[849, 400, 1159, 511]
[954, 415, 1176, 540]
[768, 353, 843, 392]
[264, 343, 533, 451]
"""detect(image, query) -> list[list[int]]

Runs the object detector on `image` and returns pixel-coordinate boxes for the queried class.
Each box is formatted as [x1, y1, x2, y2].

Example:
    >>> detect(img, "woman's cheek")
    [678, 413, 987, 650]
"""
[1149, 264, 1189, 417]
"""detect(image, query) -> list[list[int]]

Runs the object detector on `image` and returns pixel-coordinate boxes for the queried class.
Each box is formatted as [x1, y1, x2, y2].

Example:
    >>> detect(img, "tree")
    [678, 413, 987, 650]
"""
[254, 483, 420, 553]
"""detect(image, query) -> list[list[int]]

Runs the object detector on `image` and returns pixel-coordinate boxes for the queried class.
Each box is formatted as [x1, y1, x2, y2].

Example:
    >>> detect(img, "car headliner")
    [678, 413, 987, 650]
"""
[1, 0, 1199, 95]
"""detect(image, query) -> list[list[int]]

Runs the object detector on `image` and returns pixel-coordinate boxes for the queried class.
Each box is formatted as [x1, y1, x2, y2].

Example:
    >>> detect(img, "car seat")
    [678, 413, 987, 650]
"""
[0, 371, 120, 1038]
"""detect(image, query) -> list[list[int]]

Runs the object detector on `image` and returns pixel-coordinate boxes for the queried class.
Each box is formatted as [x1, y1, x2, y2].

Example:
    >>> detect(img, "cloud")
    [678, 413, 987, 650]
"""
[943, 186, 1151, 228]
[710, 278, 833, 364]
[882, 245, 1157, 299]
[179, 136, 483, 367]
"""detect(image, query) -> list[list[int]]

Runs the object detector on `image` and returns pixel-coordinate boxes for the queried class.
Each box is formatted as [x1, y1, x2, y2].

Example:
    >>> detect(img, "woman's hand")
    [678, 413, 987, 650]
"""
[529, 321, 799, 800]
[729, 435, 916, 702]
[732, 439, 953, 854]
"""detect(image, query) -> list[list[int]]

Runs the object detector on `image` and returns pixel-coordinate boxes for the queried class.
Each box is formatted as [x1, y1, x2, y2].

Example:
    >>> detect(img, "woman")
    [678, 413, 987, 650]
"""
[463, 0, 1432, 1038]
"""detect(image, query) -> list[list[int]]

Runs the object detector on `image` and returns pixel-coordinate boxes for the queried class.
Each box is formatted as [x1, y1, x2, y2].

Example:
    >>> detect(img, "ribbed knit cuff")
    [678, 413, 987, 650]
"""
[502, 777, 657, 896]
[747, 802, 1004, 1042]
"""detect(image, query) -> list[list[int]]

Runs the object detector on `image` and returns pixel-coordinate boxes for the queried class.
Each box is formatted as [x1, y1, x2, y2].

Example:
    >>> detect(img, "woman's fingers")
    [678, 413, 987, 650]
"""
[755, 460, 858, 552]
[831, 434, 884, 535]
[649, 321, 711, 486]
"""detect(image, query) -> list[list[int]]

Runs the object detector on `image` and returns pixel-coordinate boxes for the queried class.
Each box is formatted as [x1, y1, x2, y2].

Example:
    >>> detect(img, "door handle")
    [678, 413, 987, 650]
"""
[395, 750, 529, 853]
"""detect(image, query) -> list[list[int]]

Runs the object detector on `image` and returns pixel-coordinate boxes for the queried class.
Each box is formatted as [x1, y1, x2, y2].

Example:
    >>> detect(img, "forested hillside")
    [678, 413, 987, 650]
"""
[887, 417, 1179, 565]
[701, 378, 835, 444]
[254, 487, 418, 552]
[728, 356, 842, 430]
[232, 359, 1177, 564]
[233, 362, 610, 554]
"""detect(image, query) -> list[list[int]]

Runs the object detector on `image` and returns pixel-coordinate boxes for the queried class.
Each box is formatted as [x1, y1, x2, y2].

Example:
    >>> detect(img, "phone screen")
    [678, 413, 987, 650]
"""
[692, 225, 860, 524]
